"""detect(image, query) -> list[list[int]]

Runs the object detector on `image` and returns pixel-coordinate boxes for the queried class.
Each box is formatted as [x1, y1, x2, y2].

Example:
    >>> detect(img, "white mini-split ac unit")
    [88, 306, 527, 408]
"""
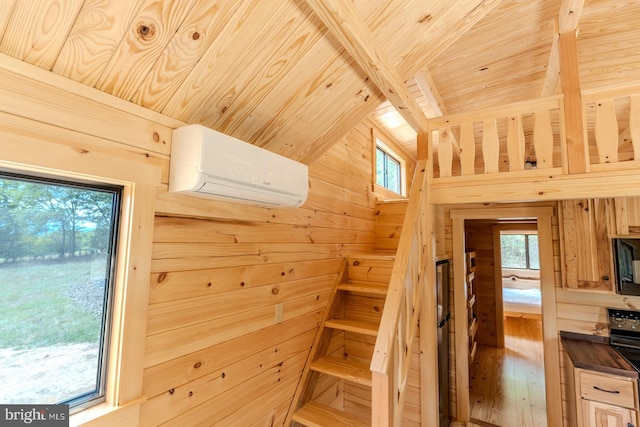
[168, 124, 308, 208]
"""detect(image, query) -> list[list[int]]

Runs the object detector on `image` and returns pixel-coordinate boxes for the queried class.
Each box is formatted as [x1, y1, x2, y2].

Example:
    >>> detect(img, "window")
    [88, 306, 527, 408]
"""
[500, 233, 539, 270]
[375, 137, 405, 196]
[0, 171, 121, 411]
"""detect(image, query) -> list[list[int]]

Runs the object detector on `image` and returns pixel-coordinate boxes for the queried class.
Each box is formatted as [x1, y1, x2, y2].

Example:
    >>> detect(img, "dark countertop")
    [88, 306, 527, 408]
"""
[561, 331, 639, 379]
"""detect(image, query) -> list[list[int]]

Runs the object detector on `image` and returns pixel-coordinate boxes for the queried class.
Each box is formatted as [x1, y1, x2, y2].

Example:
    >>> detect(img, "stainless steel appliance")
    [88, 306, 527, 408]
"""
[436, 259, 451, 427]
[608, 308, 640, 372]
[613, 238, 640, 296]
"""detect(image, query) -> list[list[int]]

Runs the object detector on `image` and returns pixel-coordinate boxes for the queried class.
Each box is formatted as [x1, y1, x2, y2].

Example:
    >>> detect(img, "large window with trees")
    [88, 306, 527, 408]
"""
[0, 171, 121, 411]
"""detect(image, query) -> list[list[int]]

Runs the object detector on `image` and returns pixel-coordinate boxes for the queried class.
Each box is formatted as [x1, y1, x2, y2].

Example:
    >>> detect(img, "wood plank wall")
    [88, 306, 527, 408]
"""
[143, 119, 384, 425]
[17, 50, 624, 426]
[375, 200, 408, 253]
[0, 59, 412, 425]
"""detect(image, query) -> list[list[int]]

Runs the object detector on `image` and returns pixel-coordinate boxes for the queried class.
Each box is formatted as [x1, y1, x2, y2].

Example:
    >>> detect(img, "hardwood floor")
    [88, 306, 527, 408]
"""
[469, 316, 546, 427]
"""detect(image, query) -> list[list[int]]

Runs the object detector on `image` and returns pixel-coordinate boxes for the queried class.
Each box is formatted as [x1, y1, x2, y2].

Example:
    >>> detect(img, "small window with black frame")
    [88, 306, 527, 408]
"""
[0, 170, 121, 412]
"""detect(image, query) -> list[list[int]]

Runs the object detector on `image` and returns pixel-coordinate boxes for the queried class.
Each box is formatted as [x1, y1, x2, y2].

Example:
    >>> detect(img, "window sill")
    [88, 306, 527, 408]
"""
[373, 184, 406, 201]
[70, 396, 145, 427]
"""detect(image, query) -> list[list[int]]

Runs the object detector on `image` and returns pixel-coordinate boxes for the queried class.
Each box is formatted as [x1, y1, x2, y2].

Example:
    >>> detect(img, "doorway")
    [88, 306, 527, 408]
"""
[466, 221, 546, 426]
[450, 206, 561, 427]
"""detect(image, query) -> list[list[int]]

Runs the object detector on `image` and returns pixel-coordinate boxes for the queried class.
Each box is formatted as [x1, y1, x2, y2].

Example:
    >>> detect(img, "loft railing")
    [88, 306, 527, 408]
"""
[429, 95, 564, 179]
[583, 83, 640, 170]
[370, 159, 430, 426]
[429, 84, 640, 182]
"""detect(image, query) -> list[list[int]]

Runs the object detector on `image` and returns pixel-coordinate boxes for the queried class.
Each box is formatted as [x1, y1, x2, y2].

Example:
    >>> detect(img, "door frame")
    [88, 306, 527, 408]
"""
[451, 206, 561, 427]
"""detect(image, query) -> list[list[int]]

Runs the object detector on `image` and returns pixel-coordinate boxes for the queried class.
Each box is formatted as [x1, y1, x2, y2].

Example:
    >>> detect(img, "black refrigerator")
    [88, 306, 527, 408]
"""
[436, 259, 450, 427]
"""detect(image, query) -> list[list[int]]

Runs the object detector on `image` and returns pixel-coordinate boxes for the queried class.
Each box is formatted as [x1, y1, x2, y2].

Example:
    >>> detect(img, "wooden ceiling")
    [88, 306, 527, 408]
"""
[2, 0, 639, 162]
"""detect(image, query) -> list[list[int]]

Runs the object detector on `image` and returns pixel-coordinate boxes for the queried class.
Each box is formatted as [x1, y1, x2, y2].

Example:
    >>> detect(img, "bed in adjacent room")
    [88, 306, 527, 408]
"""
[502, 277, 541, 319]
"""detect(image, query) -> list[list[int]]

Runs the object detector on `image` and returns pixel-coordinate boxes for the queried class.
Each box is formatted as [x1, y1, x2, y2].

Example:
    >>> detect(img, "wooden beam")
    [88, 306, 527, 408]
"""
[415, 69, 456, 164]
[417, 132, 429, 162]
[558, 0, 585, 34]
[541, 0, 584, 97]
[303, 0, 430, 135]
[300, 0, 502, 165]
[559, 31, 588, 174]
[429, 168, 640, 205]
[414, 69, 446, 116]
[541, 21, 561, 97]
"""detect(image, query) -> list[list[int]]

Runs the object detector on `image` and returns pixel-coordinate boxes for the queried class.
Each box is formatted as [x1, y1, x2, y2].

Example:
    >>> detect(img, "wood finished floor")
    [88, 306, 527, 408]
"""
[469, 316, 547, 427]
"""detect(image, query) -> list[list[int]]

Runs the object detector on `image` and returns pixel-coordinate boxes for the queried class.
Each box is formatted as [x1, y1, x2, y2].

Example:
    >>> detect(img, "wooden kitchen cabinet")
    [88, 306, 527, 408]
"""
[568, 365, 639, 427]
[563, 335, 640, 427]
[583, 400, 637, 427]
[614, 197, 640, 235]
[560, 198, 615, 292]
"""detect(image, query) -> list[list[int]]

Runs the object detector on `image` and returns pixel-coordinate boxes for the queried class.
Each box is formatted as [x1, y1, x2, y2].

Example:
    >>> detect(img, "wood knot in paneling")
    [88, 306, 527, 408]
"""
[355, 89, 370, 103]
[137, 23, 156, 41]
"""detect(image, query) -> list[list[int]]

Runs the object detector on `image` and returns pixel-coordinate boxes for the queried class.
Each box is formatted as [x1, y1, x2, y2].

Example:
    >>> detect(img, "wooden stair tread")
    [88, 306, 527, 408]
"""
[344, 252, 396, 261]
[292, 402, 370, 427]
[324, 318, 378, 336]
[310, 356, 372, 386]
[338, 280, 388, 295]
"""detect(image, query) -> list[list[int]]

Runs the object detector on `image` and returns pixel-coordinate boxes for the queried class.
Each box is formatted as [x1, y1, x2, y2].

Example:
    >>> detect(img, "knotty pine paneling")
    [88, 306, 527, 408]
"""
[375, 200, 408, 252]
[346, 256, 394, 283]
[344, 332, 375, 365]
[149, 258, 342, 304]
[146, 275, 336, 335]
[344, 382, 372, 418]
[142, 313, 320, 398]
[142, 118, 399, 425]
[312, 373, 345, 408]
[160, 360, 304, 426]
[140, 334, 312, 426]
[1, 60, 401, 425]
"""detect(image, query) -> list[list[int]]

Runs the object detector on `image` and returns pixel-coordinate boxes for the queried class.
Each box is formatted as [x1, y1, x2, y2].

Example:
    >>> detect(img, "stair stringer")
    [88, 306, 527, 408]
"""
[286, 258, 349, 426]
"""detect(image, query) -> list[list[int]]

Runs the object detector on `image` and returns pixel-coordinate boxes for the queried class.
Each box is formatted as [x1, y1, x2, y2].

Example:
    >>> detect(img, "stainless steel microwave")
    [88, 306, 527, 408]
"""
[613, 238, 640, 296]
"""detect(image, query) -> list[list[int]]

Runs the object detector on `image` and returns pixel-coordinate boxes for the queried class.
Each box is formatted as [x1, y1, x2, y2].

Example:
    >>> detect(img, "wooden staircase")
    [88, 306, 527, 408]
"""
[291, 160, 433, 426]
[290, 253, 394, 427]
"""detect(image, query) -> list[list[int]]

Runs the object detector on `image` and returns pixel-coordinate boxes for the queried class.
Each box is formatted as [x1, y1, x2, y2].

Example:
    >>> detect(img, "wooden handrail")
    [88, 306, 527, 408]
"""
[430, 84, 640, 183]
[583, 84, 640, 169]
[370, 159, 430, 426]
[429, 95, 564, 178]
